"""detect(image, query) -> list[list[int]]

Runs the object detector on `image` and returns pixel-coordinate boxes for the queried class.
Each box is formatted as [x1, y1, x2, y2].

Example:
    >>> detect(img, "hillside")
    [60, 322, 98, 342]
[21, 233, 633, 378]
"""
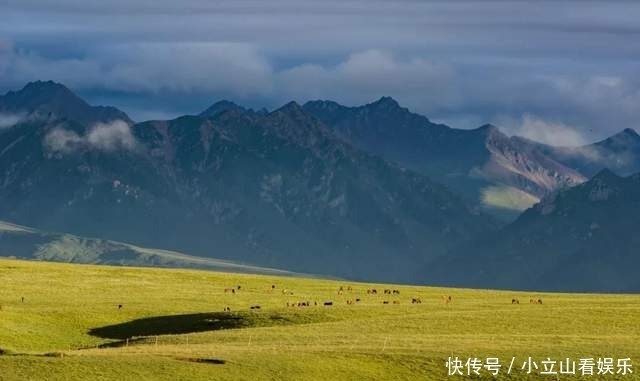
[430, 170, 640, 292]
[0, 82, 492, 283]
[304, 98, 640, 218]
[0, 220, 292, 276]
[1, 259, 639, 380]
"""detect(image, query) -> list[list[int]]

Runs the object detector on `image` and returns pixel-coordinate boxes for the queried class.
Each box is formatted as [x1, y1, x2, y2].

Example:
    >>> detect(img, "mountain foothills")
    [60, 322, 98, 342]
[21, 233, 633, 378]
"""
[0, 81, 638, 290]
[0, 220, 292, 276]
[430, 170, 640, 292]
[0, 81, 490, 283]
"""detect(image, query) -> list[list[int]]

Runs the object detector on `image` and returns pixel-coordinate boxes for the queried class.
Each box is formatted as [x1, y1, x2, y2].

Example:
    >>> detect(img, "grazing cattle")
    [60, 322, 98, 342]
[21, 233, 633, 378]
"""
[346, 300, 354, 305]
[530, 298, 543, 305]
[224, 288, 236, 293]
[224, 306, 231, 312]
[338, 290, 343, 295]
[442, 295, 452, 304]
[250, 305, 261, 310]
[118, 304, 123, 309]
[355, 298, 361, 302]
[382, 301, 389, 304]
[339, 286, 344, 292]
[367, 289, 378, 295]
[237, 285, 241, 290]
[512, 298, 520, 304]
[411, 298, 422, 304]
[347, 286, 352, 291]
[392, 290, 400, 295]
[324, 301, 333, 306]
[383, 289, 391, 295]
[392, 300, 400, 305]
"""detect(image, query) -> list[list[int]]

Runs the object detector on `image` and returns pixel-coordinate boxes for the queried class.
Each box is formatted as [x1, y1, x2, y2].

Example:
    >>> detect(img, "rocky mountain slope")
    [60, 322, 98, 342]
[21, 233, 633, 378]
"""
[429, 169, 640, 292]
[304, 98, 639, 219]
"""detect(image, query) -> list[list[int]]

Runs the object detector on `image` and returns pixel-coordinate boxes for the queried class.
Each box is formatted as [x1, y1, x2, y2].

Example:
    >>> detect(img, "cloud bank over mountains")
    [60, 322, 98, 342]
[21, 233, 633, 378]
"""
[1, 1, 639, 143]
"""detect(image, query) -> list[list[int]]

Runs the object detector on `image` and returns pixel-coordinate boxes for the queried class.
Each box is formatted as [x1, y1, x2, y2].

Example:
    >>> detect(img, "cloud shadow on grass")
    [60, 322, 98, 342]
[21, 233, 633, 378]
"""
[88, 312, 251, 340]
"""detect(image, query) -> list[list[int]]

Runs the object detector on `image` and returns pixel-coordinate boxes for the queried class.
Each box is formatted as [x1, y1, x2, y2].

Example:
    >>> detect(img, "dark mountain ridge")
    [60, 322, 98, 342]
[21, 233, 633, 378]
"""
[430, 169, 640, 292]
[0, 81, 132, 126]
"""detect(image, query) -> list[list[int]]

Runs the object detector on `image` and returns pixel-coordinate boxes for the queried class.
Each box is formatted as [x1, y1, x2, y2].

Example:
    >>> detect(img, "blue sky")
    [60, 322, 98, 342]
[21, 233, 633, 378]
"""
[1, 0, 639, 145]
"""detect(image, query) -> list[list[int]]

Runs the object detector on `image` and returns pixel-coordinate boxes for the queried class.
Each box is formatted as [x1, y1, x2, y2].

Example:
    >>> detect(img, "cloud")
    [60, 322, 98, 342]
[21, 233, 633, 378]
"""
[0, 112, 25, 129]
[501, 114, 588, 147]
[1, 0, 640, 139]
[43, 120, 136, 154]
[1, 43, 274, 97]
[276, 50, 456, 110]
[43, 127, 83, 154]
[278, 50, 455, 106]
[86, 120, 136, 151]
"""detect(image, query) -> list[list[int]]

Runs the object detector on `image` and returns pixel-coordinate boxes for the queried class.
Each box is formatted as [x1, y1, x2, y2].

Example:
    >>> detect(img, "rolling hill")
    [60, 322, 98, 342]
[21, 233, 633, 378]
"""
[0, 220, 292, 276]
[1, 258, 639, 380]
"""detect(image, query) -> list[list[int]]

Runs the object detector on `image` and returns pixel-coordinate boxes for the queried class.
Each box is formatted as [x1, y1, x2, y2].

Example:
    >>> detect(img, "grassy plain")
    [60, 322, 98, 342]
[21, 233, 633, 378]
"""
[0, 258, 639, 380]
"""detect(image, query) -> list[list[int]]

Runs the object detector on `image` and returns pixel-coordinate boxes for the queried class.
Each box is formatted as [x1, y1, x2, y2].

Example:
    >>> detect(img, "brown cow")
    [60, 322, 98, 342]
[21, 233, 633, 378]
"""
[512, 298, 520, 304]
[411, 298, 422, 304]
[324, 301, 333, 306]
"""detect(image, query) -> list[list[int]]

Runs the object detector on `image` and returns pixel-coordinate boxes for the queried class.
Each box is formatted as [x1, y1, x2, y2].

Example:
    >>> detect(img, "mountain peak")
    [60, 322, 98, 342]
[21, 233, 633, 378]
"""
[592, 168, 620, 181]
[475, 123, 498, 132]
[0, 80, 131, 126]
[274, 101, 304, 114]
[199, 100, 246, 117]
[370, 96, 400, 109]
[619, 128, 639, 138]
[23, 80, 71, 92]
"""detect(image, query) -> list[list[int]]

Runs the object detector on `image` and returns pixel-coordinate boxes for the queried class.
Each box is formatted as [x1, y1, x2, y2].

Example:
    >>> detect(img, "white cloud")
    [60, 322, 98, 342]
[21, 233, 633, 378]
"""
[0, 112, 25, 129]
[87, 120, 136, 151]
[43, 119, 136, 154]
[278, 50, 456, 108]
[43, 127, 83, 154]
[508, 114, 588, 147]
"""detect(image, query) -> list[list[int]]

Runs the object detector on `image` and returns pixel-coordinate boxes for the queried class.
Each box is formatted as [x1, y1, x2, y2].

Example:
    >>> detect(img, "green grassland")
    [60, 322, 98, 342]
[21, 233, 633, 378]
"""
[1, 258, 639, 380]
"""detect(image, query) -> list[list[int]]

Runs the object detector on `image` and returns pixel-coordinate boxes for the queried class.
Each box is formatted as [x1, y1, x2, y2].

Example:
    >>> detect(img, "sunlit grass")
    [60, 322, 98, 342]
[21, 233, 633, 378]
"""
[1, 258, 638, 380]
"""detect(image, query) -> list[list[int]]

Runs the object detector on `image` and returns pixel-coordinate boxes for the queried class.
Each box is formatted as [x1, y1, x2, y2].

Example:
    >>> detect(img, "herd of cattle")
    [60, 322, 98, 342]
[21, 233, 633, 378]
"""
[213, 284, 543, 313]
[1, 288, 543, 312]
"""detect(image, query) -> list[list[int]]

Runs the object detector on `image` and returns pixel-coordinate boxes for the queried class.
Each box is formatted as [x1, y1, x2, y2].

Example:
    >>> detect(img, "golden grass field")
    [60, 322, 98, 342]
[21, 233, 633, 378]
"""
[1, 258, 639, 380]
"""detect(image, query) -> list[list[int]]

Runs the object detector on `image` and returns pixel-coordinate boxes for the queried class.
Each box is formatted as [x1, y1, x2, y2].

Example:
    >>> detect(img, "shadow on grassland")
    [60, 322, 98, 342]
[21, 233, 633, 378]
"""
[89, 312, 259, 340]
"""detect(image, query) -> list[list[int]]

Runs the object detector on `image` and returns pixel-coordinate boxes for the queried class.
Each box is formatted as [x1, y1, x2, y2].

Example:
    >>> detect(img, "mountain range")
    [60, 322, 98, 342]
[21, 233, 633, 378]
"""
[1, 80, 638, 290]
[0, 81, 490, 283]
[303, 98, 640, 219]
